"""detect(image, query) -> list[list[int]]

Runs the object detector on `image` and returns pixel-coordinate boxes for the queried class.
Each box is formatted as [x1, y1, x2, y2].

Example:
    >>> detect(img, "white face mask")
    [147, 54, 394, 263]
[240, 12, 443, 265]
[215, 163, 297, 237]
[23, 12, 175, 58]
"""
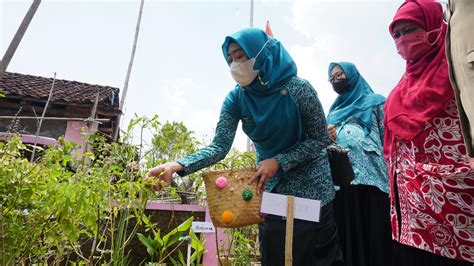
[229, 40, 270, 86]
[230, 58, 258, 86]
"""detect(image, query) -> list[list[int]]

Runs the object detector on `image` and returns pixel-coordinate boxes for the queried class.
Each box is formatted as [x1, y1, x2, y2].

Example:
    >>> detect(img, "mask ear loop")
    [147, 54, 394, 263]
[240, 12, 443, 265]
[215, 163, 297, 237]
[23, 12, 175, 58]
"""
[254, 39, 271, 59]
[255, 39, 272, 86]
[427, 28, 442, 45]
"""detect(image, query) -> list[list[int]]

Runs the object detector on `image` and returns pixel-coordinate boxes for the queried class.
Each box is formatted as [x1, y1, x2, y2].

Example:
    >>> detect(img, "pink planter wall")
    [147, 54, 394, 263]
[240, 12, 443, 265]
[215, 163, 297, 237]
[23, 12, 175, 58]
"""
[146, 201, 228, 266]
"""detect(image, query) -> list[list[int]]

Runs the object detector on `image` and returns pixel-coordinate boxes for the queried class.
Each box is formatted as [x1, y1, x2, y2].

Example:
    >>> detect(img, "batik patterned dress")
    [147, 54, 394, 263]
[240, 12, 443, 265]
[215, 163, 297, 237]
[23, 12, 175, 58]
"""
[386, 101, 474, 263]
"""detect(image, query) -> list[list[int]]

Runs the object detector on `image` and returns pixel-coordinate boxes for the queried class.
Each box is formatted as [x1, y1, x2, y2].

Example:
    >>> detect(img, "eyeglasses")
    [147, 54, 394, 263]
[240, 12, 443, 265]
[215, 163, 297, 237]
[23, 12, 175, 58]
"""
[329, 71, 344, 83]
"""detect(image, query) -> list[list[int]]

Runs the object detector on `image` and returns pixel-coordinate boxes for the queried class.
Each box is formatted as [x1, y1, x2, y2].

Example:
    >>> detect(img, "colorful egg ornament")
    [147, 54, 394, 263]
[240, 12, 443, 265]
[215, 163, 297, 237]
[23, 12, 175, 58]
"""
[242, 189, 253, 201]
[221, 210, 234, 224]
[215, 176, 228, 189]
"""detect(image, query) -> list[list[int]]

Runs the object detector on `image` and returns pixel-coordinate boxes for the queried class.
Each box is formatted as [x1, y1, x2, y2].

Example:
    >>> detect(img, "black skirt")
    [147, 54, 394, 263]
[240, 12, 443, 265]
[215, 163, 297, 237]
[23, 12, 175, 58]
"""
[393, 241, 473, 266]
[259, 201, 344, 266]
[334, 184, 392, 266]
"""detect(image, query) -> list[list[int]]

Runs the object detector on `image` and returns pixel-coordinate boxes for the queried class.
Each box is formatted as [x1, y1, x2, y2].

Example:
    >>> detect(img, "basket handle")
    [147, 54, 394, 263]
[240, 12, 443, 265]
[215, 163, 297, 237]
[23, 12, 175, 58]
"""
[214, 162, 229, 169]
[229, 153, 257, 170]
[204, 153, 256, 174]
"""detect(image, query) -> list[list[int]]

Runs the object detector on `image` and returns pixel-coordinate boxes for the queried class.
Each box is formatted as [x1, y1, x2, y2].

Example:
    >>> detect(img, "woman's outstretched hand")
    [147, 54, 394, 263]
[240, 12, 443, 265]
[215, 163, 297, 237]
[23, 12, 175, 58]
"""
[144, 162, 183, 190]
[250, 158, 280, 195]
[327, 124, 337, 141]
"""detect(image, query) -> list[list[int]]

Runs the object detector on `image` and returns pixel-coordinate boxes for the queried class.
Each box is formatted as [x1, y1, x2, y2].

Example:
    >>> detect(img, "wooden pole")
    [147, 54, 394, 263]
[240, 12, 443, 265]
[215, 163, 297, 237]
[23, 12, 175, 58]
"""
[83, 90, 101, 163]
[88, 90, 100, 127]
[246, 0, 254, 151]
[113, 0, 145, 141]
[249, 0, 254, 27]
[285, 196, 294, 266]
[0, 116, 109, 122]
[186, 241, 191, 266]
[30, 72, 56, 162]
[0, 0, 41, 79]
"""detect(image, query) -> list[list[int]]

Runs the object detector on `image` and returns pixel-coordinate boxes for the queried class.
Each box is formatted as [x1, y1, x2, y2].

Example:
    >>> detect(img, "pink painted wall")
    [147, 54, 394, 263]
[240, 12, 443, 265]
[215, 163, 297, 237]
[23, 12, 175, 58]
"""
[204, 206, 229, 266]
[64, 121, 98, 158]
[146, 201, 229, 266]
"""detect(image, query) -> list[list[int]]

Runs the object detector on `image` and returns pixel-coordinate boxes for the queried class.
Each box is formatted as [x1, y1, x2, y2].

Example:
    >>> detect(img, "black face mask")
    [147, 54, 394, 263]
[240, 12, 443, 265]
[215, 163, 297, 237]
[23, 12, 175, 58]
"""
[331, 79, 350, 94]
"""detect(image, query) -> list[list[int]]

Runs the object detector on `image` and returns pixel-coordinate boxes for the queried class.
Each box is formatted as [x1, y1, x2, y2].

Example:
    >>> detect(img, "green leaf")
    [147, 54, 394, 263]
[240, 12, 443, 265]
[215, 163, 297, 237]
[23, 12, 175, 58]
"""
[169, 255, 178, 266]
[83, 152, 95, 160]
[137, 233, 153, 249]
[178, 249, 186, 265]
[189, 229, 206, 264]
[190, 229, 204, 251]
[162, 217, 193, 246]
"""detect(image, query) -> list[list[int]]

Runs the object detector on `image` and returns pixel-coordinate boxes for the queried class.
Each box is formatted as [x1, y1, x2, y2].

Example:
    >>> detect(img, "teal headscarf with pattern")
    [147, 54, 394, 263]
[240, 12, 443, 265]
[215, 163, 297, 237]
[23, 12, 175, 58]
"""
[327, 62, 385, 134]
[221, 28, 301, 159]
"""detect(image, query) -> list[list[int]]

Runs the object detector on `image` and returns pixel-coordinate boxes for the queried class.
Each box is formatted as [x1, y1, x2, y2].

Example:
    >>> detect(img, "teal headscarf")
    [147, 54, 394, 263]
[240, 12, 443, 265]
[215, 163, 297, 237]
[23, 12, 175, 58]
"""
[221, 28, 301, 159]
[327, 62, 385, 134]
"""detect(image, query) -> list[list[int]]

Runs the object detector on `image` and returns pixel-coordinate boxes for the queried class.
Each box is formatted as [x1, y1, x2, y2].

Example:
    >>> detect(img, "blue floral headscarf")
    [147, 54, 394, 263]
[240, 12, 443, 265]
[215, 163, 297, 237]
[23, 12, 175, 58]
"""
[327, 62, 385, 134]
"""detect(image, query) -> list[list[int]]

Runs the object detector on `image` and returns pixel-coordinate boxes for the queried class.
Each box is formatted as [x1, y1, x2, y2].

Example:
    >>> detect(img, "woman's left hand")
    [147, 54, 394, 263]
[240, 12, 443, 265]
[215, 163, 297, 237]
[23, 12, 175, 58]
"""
[250, 158, 280, 195]
[327, 124, 337, 141]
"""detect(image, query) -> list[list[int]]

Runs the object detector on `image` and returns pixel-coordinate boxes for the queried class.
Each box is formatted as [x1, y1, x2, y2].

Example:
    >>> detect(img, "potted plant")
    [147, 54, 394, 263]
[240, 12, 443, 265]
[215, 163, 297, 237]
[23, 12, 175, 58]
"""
[138, 217, 206, 266]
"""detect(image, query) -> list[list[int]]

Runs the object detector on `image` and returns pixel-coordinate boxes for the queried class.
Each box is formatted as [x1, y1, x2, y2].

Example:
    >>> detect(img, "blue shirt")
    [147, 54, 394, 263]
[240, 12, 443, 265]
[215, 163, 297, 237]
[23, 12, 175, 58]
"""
[334, 104, 389, 193]
[177, 77, 335, 206]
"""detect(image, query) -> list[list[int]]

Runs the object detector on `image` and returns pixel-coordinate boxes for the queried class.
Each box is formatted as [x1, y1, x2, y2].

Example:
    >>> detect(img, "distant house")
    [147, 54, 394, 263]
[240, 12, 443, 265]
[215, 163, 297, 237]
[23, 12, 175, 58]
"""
[0, 71, 120, 153]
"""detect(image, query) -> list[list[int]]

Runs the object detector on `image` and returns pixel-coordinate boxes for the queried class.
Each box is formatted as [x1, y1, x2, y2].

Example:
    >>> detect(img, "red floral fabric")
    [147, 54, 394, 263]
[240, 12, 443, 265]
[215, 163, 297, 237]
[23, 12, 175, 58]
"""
[386, 102, 474, 263]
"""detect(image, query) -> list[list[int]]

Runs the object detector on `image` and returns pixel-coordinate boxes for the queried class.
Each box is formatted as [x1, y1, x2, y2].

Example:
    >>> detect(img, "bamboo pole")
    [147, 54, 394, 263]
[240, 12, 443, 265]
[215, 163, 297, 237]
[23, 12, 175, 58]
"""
[30, 72, 56, 162]
[88, 90, 100, 126]
[82, 90, 101, 165]
[246, 0, 254, 151]
[285, 196, 294, 266]
[0, 116, 109, 122]
[249, 0, 254, 27]
[186, 240, 192, 266]
[113, 0, 145, 141]
[0, 0, 41, 79]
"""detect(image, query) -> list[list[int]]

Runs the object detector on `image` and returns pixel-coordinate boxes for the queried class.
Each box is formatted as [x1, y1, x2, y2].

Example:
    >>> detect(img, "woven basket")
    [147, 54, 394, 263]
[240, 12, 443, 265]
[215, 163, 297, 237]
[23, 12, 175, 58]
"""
[203, 168, 264, 228]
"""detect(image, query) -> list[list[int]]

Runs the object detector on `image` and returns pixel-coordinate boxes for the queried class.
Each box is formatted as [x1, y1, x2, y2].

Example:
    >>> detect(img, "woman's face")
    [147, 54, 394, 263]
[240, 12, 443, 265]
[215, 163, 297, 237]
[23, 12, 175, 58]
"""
[330, 65, 346, 82]
[227, 42, 248, 64]
[391, 21, 425, 40]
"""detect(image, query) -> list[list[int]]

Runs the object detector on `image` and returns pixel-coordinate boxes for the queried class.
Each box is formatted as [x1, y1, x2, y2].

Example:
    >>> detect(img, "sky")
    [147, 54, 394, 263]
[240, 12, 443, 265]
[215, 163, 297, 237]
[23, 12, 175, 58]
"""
[2, 0, 408, 151]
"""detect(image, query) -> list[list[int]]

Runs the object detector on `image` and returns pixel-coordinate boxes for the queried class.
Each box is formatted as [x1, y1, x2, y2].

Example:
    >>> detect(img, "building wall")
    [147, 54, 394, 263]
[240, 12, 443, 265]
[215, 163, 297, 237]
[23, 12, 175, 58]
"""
[0, 108, 67, 139]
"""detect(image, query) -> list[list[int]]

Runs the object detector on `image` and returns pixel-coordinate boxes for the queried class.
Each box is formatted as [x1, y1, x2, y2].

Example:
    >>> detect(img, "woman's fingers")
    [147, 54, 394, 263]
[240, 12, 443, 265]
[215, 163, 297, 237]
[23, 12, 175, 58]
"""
[327, 124, 337, 141]
[145, 165, 171, 191]
[250, 168, 261, 184]
[256, 174, 268, 195]
[250, 159, 279, 195]
[250, 169, 266, 195]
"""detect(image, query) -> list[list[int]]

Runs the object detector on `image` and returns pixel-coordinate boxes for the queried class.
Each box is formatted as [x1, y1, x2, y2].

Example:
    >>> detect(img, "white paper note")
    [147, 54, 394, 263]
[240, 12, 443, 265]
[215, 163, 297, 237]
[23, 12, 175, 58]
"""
[191, 221, 215, 233]
[260, 192, 321, 222]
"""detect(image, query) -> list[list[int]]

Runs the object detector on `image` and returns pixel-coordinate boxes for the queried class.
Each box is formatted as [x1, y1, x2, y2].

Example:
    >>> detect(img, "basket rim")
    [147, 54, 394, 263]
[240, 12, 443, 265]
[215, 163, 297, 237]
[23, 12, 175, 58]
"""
[202, 167, 257, 176]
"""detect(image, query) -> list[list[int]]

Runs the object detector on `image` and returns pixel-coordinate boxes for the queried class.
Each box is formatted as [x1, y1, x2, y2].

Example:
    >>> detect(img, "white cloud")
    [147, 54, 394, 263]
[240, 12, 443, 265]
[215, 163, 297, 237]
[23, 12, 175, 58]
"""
[288, 0, 406, 112]
[289, 43, 337, 113]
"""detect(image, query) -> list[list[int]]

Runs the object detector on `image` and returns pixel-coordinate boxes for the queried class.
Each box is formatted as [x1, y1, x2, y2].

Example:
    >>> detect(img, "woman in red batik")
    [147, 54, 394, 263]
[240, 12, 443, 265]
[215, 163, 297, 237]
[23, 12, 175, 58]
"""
[385, 1, 474, 265]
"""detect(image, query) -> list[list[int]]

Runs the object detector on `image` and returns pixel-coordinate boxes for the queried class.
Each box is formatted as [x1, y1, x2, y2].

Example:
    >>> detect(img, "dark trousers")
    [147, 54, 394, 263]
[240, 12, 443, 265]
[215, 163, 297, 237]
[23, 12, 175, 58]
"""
[259, 201, 344, 266]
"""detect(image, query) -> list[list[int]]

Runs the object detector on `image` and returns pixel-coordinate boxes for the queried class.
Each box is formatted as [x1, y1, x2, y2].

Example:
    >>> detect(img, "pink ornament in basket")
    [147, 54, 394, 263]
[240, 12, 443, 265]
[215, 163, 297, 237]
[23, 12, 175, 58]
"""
[215, 176, 228, 189]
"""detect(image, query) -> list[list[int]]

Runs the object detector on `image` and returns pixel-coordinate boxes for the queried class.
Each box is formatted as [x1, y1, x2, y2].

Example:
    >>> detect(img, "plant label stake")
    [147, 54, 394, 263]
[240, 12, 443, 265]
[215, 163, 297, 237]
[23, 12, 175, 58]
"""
[285, 196, 294, 266]
[186, 240, 192, 266]
[261, 192, 322, 265]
